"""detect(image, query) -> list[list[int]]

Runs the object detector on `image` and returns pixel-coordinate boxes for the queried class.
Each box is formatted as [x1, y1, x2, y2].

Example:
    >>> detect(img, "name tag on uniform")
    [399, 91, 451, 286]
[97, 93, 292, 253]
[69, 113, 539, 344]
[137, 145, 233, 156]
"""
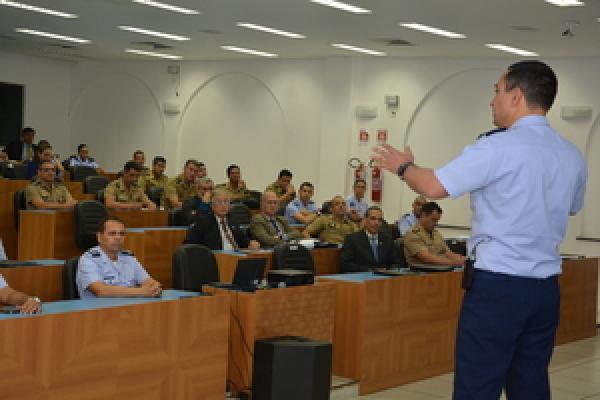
[103, 275, 116, 284]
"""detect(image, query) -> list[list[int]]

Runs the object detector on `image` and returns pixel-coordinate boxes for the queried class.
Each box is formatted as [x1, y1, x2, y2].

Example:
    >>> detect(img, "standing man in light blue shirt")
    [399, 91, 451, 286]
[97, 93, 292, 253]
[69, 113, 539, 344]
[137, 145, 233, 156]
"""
[76, 217, 162, 298]
[285, 181, 319, 224]
[374, 60, 587, 400]
[396, 194, 427, 235]
[346, 178, 369, 222]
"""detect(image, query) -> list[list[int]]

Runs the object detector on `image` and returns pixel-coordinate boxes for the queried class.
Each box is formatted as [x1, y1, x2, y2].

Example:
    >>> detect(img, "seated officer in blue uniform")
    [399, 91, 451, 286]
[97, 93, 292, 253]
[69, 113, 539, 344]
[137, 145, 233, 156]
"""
[76, 217, 162, 298]
[0, 273, 41, 314]
[396, 195, 426, 235]
[285, 181, 319, 225]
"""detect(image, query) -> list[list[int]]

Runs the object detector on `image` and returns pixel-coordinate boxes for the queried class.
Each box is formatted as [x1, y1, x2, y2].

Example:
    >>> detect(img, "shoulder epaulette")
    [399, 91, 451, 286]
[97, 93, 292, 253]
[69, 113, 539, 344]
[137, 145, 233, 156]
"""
[89, 250, 102, 257]
[120, 250, 134, 256]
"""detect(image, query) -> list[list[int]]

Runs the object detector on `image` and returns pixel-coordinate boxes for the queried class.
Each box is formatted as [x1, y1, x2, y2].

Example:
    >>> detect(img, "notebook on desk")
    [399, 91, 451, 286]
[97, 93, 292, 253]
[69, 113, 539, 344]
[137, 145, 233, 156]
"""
[409, 263, 456, 272]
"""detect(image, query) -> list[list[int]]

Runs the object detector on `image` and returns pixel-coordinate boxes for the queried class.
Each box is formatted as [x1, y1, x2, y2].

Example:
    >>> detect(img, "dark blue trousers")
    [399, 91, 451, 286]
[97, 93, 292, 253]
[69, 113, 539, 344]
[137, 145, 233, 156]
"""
[453, 269, 560, 400]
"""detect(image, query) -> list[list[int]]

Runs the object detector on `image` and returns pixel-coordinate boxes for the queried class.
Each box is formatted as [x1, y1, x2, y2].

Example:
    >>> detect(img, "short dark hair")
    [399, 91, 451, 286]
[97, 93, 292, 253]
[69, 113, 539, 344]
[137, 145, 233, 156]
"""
[227, 164, 240, 176]
[22, 127, 35, 134]
[153, 156, 166, 165]
[96, 216, 125, 233]
[504, 61, 557, 111]
[77, 144, 87, 153]
[184, 159, 203, 168]
[299, 181, 313, 190]
[354, 179, 367, 187]
[278, 169, 292, 179]
[366, 206, 382, 217]
[38, 160, 54, 170]
[124, 160, 141, 172]
[420, 202, 442, 216]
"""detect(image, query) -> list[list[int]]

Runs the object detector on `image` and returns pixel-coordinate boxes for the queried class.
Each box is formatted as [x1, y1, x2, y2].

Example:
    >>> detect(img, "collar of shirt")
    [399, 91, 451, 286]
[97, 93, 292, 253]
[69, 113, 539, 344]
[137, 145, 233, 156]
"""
[511, 115, 549, 130]
[366, 232, 378, 242]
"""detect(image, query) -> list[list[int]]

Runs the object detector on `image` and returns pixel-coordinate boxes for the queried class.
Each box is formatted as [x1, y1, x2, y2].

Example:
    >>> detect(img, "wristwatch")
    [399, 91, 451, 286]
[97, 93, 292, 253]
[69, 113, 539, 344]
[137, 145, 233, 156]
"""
[396, 161, 415, 179]
[29, 296, 41, 303]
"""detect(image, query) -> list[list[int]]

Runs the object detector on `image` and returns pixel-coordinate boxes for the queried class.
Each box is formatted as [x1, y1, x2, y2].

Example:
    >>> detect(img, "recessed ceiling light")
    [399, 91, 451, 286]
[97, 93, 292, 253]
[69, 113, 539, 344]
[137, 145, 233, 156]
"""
[310, 0, 371, 14]
[236, 22, 306, 39]
[485, 43, 539, 56]
[0, 0, 77, 18]
[220, 45, 277, 58]
[118, 26, 190, 41]
[15, 28, 90, 44]
[125, 48, 182, 60]
[545, 0, 584, 6]
[399, 23, 466, 39]
[131, 0, 199, 15]
[332, 43, 386, 56]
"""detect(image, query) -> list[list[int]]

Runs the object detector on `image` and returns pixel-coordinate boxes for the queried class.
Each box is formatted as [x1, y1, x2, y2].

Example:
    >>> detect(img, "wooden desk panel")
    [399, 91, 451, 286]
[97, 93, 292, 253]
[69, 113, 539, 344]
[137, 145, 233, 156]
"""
[0, 264, 63, 301]
[18, 210, 79, 261]
[0, 179, 29, 193]
[110, 209, 168, 227]
[65, 181, 83, 196]
[0, 192, 17, 259]
[0, 295, 230, 400]
[205, 284, 335, 394]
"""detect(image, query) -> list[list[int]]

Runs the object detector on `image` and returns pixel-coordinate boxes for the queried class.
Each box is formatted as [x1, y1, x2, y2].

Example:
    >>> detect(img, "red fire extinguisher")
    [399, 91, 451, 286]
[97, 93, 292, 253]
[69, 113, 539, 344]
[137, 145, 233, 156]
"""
[370, 161, 382, 202]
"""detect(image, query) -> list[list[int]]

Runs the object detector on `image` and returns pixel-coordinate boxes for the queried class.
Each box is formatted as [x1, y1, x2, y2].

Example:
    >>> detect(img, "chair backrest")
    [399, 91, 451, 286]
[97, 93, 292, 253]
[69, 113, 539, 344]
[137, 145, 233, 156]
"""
[71, 166, 97, 181]
[63, 257, 80, 300]
[3, 162, 28, 180]
[84, 175, 109, 195]
[74, 200, 108, 250]
[272, 243, 315, 272]
[169, 207, 194, 226]
[13, 189, 27, 229]
[242, 190, 261, 209]
[172, 244, 219, 291]
[147, 186, 164, 208]
[96, 189, 105, 204]
[321, 201, 332, 214]
[228, 203, 252, 226]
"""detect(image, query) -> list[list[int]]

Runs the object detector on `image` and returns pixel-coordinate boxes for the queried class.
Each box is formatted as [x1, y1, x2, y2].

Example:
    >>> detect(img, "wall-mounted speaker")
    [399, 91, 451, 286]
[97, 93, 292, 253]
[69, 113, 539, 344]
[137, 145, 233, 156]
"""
[561, 106, 592, 120]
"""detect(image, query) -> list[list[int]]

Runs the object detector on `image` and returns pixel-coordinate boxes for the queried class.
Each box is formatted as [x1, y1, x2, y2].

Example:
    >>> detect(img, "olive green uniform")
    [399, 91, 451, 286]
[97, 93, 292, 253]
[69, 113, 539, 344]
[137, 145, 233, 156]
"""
[25, 179, 73, 209]
[403, 224, 451, 266]
[265, 182, 295, 205]
[216, 182, 248, 201]
[104, 178, 150, 204]
[163, 174, 197, 209]
[139, 174, 169, 193]
[305, 215, 358, 244]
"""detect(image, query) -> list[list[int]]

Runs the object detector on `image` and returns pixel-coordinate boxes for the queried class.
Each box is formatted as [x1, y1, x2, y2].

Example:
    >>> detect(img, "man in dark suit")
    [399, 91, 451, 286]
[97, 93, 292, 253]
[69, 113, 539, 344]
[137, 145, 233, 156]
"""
[184, 189, 260, 250]
[5, 127, 37, 161]
[340, 206, 396, 273]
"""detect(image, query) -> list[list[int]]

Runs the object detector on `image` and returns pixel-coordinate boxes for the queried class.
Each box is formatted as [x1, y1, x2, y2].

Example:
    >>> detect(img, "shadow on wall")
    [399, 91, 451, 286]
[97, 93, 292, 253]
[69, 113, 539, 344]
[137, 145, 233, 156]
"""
[177, 72, 287, 188]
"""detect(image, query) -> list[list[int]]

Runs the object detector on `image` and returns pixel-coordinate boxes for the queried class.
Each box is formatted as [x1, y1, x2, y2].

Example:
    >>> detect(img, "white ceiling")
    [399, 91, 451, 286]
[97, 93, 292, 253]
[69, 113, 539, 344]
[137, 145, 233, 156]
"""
[1, 0, 600, 61]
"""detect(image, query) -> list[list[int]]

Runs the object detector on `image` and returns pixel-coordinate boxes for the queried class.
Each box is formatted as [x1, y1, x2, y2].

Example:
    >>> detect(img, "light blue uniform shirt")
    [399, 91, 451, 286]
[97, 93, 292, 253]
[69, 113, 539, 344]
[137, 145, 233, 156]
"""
[0, 274, 7, 289]
[69, 156, 99, 169]
[397, 212, 418, 235]
[346, 195, 368, 218]
[76, 246, 150, 298]
[435, 116, 586, 278]
[285, 198, 318, 224]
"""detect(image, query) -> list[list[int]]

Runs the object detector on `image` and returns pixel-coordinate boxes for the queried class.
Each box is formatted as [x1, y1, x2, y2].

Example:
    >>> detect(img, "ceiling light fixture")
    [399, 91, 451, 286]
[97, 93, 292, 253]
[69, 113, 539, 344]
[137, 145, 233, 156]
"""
[118, 25, 190, 41]
[310, 0, 371, 14]
[485, 43, 539, 56]
[125, 48, 182, 60]
[236, 22, 306, 39]
[0, 0, 77, 18]
[545, 0, 585, 6]
[15, 28, 90, 43]
[220, 45, 277, 57]
[399, 23, 466, 39]
[332, 43, 386, 56]
[131, 0, 199, 15]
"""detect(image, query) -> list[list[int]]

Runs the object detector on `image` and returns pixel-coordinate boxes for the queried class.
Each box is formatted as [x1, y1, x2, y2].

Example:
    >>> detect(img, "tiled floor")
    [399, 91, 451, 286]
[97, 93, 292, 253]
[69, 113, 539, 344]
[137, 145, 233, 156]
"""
[330, 328, 600, 400]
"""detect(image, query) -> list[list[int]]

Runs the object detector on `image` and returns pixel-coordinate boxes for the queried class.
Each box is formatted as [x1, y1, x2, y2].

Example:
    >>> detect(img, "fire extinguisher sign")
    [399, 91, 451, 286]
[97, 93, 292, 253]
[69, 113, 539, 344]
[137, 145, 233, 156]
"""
[377, 129, 388, 145]
[359, 130, 369, 145]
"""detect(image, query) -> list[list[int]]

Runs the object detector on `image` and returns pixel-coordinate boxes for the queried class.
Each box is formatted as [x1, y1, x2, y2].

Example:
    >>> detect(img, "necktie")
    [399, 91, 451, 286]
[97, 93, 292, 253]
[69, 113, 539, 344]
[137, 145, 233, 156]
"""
[270, 217, 287, 240]
[219, 217, 239, 250]
[370, 235, 378, 263]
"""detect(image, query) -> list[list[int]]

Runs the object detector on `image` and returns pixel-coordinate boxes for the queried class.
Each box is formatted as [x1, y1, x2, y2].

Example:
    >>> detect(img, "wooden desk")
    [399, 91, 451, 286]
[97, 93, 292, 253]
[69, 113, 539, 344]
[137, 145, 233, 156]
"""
[0, 178, 28, 193]
[205, 284, 335, 394]
[215, 248, 341, 282]
[0, 192, 17, 259]
[0, 262, 63, 301]
[320, 258, 598, 395]
[0, 291, 229, 400]
[109, 209, 169, 227]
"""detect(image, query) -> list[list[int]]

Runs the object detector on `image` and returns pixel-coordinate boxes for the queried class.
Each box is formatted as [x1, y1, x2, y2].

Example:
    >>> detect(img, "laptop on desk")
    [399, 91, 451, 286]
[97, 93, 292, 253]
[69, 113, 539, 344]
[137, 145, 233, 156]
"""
[207, 258, 267, 292]
[409, 263, 456, 273]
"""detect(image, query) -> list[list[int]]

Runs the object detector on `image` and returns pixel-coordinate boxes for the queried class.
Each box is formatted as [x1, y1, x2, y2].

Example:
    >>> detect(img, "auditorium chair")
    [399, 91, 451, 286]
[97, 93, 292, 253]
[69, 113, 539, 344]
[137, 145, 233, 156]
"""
[84, 175, 109, 195]
[169, 208, 194, 226]
[272, 243, 315, 272]
[13, 189, 27, 229]
[2, 162, 27, 180]
[70, 166, 97, 181]
[172, 244, 219, 291]
[228, 203, 252, 226]
[147, 186, 164, 208]
[320, 201, 332, 214]
[241, 189, 261, 209]
[96, 189, 105, 204]
[74, 200, 108, 250]
[63, 257, 80, 300]
[394, 238, 408, 269]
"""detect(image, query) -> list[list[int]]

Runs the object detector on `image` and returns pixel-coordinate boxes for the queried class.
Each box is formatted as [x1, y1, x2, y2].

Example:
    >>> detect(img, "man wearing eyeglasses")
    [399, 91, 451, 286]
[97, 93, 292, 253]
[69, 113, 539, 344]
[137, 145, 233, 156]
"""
[250, 191, 301, 247]
[346, 179, 369, 222]
[25, 160, 77, 210]
[340, 206, 396, 273]
[183, 189, 260, 250]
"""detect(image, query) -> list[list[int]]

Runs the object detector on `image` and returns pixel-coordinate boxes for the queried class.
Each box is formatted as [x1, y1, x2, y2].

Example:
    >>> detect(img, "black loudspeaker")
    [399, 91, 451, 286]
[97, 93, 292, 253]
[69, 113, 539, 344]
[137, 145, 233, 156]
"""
[252, 336, 332, 400]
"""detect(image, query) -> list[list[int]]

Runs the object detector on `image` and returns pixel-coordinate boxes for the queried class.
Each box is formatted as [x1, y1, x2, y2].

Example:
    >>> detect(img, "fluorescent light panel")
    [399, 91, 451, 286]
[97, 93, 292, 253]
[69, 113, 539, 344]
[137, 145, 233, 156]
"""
[332, 43, 385, 56]
[310, 0, 371, 14]
[236, 22, 305, 39]
[485, 43, 539, 56]
[400, 23, 466, 39]
[132, 0, 199, 15]
[118, 25, 189, 41]
[15, 28, 90, 44]
[125, 48, 182, 60]
[545, 0, 584, 6]
[220, 45, 277, 57]
[0, 0, 77, 18]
